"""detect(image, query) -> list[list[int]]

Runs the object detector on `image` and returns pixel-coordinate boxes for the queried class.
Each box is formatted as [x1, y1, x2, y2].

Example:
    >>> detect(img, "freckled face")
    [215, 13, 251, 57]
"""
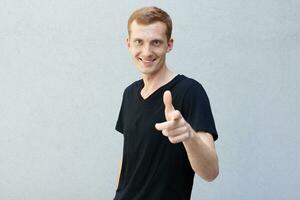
[127, 21, 173, 76]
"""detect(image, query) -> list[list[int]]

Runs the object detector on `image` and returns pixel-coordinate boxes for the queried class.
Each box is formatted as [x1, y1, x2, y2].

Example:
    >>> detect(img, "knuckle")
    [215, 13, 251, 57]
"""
[174, 129, 180, 135]
[170, 121, 176, 126]
[169, 137, 176, 144]
[162, 130, 168, 136]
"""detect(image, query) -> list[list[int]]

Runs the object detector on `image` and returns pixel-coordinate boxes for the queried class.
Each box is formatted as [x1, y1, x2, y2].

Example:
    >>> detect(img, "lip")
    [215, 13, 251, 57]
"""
[139, 57, 156, 65]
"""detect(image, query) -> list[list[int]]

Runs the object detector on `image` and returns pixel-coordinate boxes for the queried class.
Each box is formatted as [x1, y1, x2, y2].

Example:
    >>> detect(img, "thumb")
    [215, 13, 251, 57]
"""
[163, 90, 175, 114]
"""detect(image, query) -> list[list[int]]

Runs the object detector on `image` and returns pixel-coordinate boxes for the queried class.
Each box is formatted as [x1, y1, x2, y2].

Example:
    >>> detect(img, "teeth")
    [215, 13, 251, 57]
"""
[139, 58, 155, 62]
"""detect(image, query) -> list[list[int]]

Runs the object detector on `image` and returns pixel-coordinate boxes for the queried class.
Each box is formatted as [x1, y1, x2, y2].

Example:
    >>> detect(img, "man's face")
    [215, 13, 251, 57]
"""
[127, 20, 173, 76]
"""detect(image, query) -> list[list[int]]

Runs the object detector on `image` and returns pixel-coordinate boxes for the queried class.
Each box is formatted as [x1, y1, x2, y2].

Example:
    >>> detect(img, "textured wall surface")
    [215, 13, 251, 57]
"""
[0, 0, 299, 199]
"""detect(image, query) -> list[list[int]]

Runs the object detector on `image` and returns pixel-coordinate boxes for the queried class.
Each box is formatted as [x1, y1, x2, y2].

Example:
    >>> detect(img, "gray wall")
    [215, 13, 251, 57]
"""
[1, 0, 299, 199]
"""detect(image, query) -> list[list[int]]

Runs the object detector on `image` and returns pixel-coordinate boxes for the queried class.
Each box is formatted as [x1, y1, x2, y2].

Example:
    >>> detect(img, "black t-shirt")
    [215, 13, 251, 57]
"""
[114, 74, 218, 200]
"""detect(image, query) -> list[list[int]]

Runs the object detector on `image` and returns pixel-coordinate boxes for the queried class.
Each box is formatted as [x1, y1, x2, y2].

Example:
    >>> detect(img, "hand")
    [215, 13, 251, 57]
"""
[155, 90, 193, 144]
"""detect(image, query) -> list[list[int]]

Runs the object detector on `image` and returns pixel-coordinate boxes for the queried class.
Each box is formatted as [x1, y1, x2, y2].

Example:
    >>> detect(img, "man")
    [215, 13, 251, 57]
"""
[114, 6, 219, 200]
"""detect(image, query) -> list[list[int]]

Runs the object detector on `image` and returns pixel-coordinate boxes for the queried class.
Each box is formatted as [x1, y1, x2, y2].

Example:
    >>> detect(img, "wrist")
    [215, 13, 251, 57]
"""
[185, 124, 196, 142]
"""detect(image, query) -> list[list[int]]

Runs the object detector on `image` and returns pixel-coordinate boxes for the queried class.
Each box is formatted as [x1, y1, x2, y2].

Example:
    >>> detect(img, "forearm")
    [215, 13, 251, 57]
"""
[116, 159, 122, 188]
[183, 127, 219, 182]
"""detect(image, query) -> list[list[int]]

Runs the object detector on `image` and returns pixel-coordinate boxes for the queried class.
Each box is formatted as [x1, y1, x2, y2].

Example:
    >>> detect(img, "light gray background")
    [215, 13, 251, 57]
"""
[1, 0, 299, 199]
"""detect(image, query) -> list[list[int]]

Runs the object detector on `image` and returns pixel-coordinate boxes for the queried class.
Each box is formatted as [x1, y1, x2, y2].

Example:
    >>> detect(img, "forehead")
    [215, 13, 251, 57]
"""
[130, 20, 167, 40]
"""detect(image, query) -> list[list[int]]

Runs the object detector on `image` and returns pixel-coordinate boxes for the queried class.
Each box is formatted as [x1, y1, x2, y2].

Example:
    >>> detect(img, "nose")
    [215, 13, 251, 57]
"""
[141, 44, 153, 58]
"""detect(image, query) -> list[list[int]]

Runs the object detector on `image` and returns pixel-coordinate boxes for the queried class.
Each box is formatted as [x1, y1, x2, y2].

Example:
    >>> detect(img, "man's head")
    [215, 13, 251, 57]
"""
[127, 7, 174, 76]
[127, 6, 172, 41]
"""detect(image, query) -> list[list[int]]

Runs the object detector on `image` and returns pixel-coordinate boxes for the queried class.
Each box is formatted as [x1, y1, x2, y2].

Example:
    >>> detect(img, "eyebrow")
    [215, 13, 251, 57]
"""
[132, 38, 164, 42]
[132, 38, 142, 41]
[151, 39, 164, 42]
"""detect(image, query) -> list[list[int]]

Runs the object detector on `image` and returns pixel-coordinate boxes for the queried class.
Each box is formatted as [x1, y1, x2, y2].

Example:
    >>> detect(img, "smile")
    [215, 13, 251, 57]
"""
[139, 57, 156, 64]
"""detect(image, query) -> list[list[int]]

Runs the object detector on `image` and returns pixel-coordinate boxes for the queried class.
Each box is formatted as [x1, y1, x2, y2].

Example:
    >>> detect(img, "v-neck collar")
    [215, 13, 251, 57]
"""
[137, 74, 181, 102]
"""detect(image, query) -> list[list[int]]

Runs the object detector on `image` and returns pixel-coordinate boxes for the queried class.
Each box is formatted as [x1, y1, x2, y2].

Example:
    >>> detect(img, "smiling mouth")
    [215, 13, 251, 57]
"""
[139, 58, 156, 63]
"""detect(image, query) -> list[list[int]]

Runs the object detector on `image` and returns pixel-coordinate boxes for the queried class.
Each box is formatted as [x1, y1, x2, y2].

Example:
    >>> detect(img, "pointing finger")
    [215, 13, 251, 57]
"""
[155, 119, 183, 131]
[155, 121, 175, 131]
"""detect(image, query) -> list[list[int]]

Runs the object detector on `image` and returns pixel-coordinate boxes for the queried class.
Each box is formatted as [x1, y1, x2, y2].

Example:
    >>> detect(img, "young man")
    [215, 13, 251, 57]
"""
[114, 7, 219, 200]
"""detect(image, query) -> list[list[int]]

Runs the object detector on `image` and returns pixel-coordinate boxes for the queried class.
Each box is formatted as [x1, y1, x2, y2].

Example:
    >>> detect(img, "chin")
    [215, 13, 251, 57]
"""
[139, 69, 155, 75]
[137, 67, 157, 75]
[134, 61, 164, 76]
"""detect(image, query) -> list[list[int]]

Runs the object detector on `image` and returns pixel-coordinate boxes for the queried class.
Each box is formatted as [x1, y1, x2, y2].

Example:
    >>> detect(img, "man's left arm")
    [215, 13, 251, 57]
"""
[183, 128, 219, 182]
[155, 91, 219, 182]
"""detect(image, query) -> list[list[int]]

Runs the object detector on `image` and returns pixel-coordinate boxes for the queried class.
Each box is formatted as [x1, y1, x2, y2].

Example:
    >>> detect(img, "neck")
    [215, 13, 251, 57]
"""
[141, 65, 177, 97]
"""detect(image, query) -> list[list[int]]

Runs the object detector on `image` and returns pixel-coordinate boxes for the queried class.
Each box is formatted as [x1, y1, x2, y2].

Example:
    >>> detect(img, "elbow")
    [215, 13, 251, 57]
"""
[196, 167, 219, 182]
[203, 156, 219, 182]
[203, 169, 219, 182]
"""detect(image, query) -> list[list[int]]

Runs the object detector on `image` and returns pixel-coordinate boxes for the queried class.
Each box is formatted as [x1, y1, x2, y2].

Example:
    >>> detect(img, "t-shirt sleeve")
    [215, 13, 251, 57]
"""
[182, 82, 218, 141]
[115, 90, 126, 134]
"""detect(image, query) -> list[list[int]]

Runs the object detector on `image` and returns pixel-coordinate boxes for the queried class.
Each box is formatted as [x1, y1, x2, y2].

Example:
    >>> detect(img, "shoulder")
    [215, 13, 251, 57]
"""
[122, 79, 142, 97]
[176, 75, 206, 95]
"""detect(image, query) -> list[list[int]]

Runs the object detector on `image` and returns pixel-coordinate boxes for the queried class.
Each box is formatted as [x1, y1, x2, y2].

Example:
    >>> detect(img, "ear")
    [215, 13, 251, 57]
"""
[126, 37, 130, 49]
[166, 38, 174, 53]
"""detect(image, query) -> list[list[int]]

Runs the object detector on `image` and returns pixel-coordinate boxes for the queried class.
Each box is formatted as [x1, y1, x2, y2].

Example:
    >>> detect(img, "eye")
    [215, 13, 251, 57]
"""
[152, 40, 161, 46]
[134, 39, 142, 45]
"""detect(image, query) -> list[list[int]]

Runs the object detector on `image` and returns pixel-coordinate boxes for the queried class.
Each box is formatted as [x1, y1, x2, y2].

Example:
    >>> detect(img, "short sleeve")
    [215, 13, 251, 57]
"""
[115, 90, 126, 134]
[182, 82, 218, 141]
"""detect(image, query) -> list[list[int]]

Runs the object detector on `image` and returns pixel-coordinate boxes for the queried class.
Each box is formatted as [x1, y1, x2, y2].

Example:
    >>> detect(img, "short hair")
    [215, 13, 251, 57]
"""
[127, 7, 173, 40]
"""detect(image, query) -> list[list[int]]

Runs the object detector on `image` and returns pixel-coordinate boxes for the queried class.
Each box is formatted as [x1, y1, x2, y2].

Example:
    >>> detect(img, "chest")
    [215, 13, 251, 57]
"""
[123, 101, 165, 144]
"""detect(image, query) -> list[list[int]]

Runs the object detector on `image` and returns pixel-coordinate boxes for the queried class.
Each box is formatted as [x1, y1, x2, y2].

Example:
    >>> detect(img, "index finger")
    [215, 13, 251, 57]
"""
[155, 120, 176, 131]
